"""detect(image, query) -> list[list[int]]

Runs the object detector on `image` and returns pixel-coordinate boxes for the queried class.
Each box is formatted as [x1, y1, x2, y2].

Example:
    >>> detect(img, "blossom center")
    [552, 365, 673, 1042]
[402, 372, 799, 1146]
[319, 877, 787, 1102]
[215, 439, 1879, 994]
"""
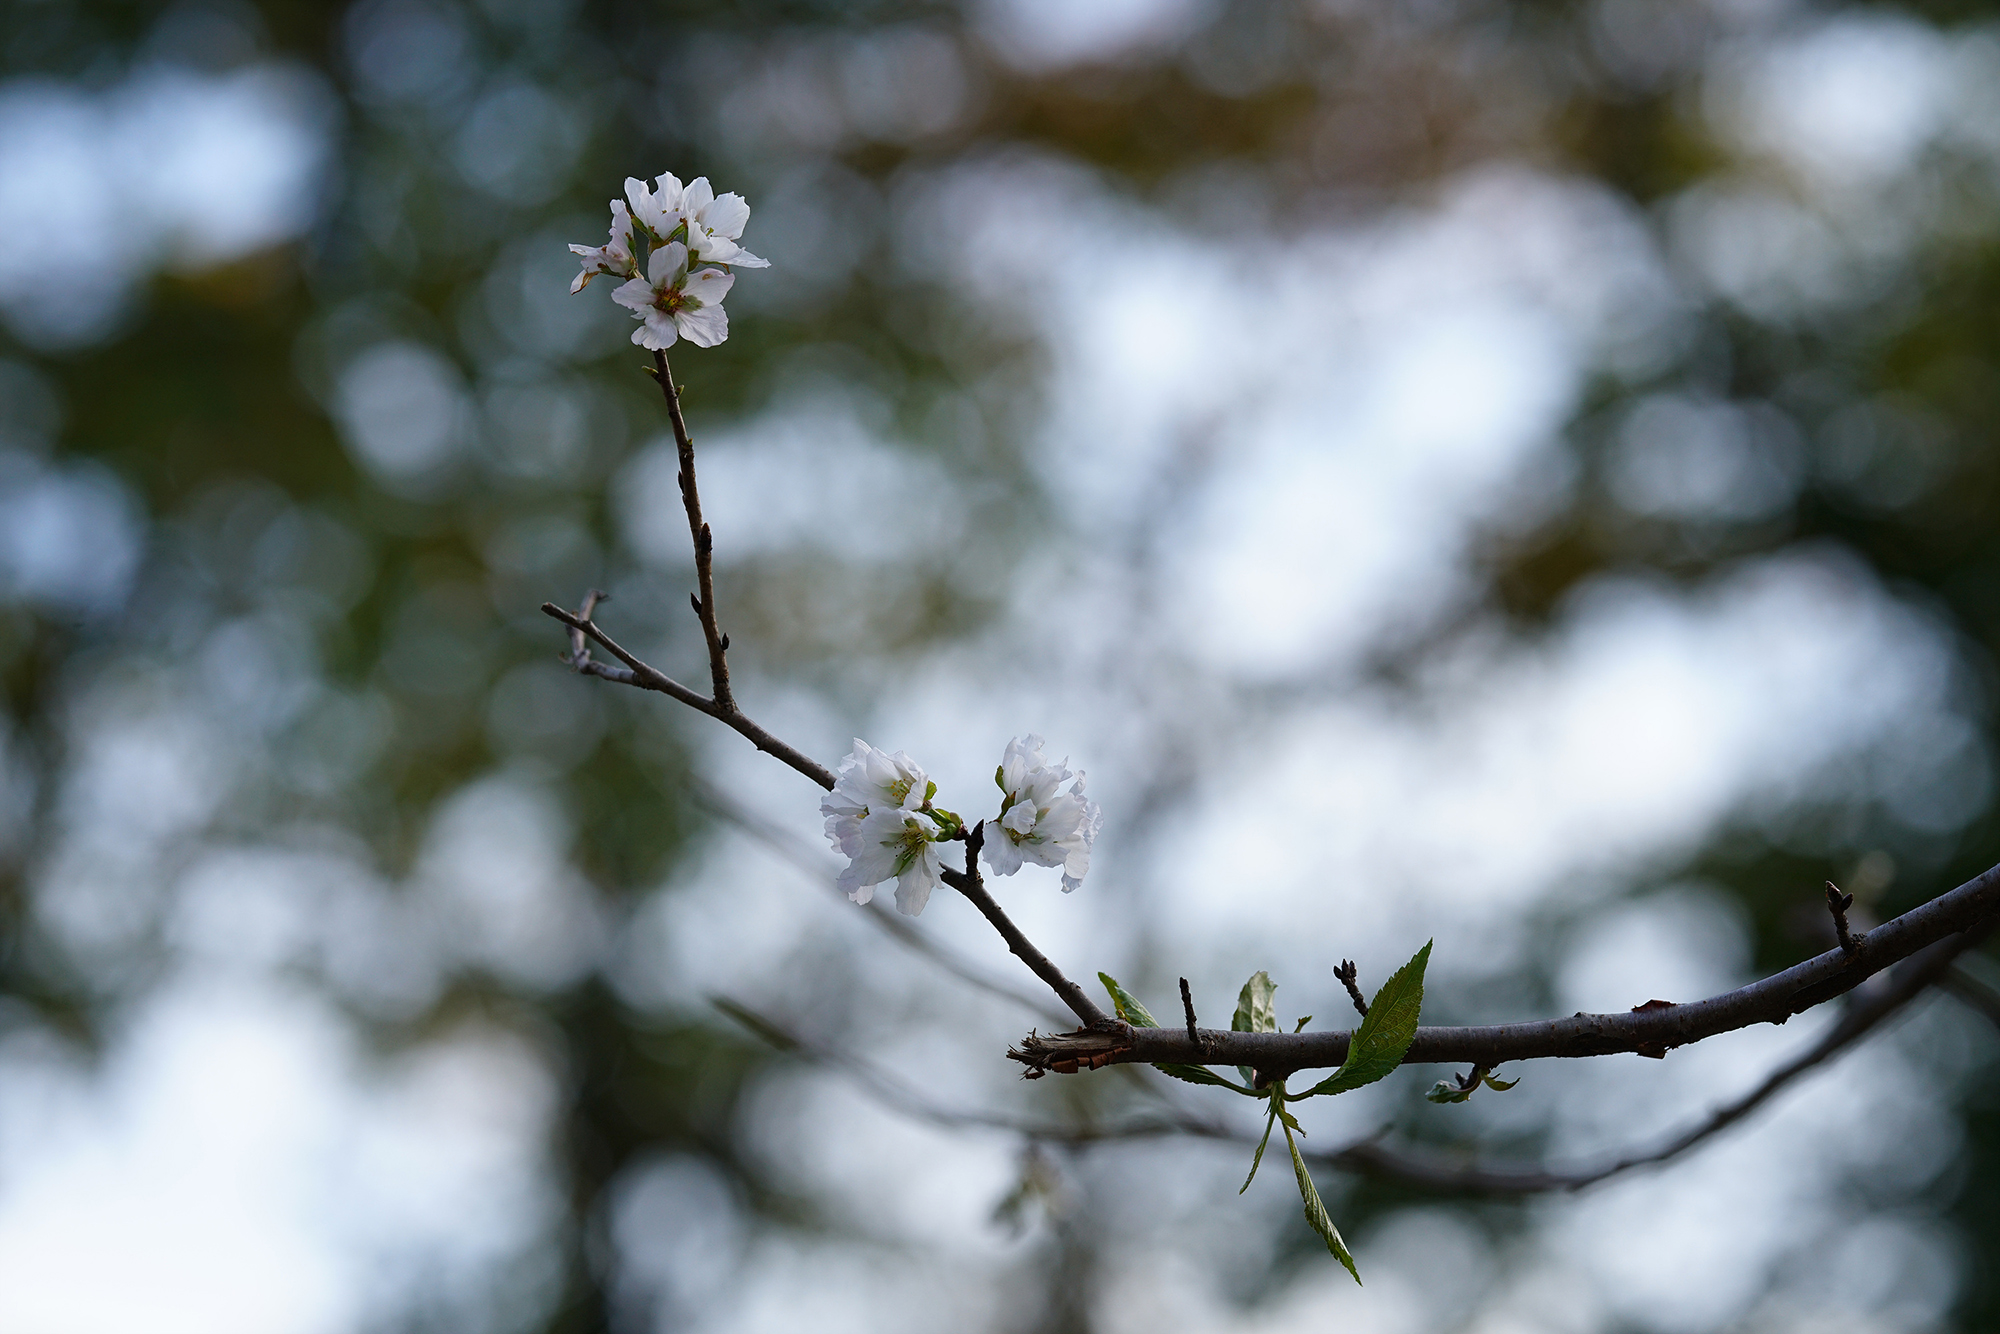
[888, 817, 932, 870]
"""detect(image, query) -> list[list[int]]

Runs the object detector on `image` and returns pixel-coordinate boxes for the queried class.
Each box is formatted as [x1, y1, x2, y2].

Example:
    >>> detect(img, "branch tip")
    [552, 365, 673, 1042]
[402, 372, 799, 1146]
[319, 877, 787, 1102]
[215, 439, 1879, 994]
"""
[1825, 880, 1861, 954]
[1335, 960, 1368, 1019]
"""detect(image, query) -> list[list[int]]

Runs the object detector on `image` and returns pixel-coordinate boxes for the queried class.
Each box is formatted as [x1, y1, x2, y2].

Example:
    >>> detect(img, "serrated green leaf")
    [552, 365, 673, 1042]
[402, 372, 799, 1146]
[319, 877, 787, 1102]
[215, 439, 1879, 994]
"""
[1425, 1080, 1474, 1104]
[1482, 1071, 1520, 1091]
[1098, 972, 1160, 1028]
[1241, 1090, 1281, 1193]
[1299, 941, 1431, 1100]
[1283, 1115, 1361, 1283]
[1232, 970, 1277, 1083]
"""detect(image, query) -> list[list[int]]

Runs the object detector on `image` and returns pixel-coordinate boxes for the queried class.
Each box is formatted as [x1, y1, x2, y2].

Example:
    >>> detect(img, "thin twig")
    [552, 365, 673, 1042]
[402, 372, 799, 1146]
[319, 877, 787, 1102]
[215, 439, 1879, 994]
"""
[652, 349, 736, 711]
[1825, 880, 1860, 953]
[1015, 862, 2000, 1076]
[542, 600, 836, 790]
[1335, 960, 1368, 1019]
[944, 823, 1113, 1030]
[562, 588, 608, 665]
[1180, 977, 1198, 1045]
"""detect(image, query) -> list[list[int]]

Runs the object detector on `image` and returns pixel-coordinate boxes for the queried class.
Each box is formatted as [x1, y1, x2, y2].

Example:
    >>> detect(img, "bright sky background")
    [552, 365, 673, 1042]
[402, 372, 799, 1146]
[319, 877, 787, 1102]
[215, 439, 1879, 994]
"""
[1, 6, 1998, 1333]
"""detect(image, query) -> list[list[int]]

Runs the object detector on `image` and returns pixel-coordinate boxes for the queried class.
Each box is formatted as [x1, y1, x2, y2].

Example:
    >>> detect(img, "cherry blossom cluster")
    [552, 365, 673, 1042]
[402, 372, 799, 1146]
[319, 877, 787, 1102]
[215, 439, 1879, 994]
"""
[821, 736, 1103, 915]
[567, 173, 768, 350]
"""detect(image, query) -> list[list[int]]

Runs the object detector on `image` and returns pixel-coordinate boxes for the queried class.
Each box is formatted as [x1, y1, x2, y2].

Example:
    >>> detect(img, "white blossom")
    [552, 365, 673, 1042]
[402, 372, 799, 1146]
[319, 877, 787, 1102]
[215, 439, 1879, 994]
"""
[680, 177, 770, 269]
[566, 199, 637, 293]
[839, 805, 946, 915]
[610, 241, 734, 350]
[822, 739, 947, 914]
[821, 738, 930, 856]
[983, 735, 1102, 892]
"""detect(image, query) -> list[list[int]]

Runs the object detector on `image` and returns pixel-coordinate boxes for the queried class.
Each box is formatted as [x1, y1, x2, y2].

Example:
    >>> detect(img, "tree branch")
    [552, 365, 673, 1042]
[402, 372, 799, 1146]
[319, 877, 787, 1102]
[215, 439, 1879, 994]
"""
[542, 600, 836, 790]
[719, 929, 1989, 1202]
[1313, 920, 1989, 1193]
[1012, 861, 2000, 1077]
[652, 350, 736, 711]
[943, 823, 1113, 1030]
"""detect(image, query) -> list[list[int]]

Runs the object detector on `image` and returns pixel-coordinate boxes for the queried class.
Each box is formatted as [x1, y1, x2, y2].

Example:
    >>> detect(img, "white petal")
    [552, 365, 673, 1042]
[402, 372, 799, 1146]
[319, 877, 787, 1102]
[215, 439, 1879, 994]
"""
[724, 248, 770, 269]
[690, 232, 742, 264]
[839, 861, 875, 905]
[681, 176, 715, 217]
[685, 266, 735, 303]
[633, 311, 678, 349]
[648, 241, 688, 287]
[982, 833, 1025, 877]
[610, 276, 653, 313]
[624, 179, 667, 236]
[674, 303, 728, 348]
[894, 847, 940, 916]
[702, 192, 751, 239]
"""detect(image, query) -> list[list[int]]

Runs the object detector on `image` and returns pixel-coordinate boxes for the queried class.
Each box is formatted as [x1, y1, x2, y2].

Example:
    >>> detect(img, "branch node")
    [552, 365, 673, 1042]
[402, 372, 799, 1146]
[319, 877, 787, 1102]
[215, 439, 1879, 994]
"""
[1826, 880, 1861, 954]
[1335, 960, 1368, 1019]
[1628, 998, 1675, 1058]
[559, 589, 610, 668]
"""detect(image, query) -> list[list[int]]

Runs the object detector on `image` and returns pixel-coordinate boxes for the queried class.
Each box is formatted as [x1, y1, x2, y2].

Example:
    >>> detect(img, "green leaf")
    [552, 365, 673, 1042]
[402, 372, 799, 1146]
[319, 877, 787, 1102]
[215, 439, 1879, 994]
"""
[1232, 970, 1277, 1083]
[1098, 972, 1160, 1028]
[1284, 1114, 1361, 1283]
[1232, 971, 1278, 1032]
[1240, 1091, 1281, 1193]
[1299, 941, 1431, 1100]
[1426, 1065, 1520, 1104]
[1153, 1063, 1262, 1095]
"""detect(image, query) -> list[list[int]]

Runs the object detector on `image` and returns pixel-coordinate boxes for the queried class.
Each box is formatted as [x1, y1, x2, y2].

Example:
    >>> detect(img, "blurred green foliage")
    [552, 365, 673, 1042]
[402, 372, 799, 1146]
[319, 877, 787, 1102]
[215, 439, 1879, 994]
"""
[4, 0, 2000, 1329]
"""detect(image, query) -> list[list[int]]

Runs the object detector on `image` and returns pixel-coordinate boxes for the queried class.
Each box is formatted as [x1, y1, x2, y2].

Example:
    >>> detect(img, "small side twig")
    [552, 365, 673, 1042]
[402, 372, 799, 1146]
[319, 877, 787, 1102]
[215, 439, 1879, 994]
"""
[1180, 977, 1198, 1045]
[1335, 960, 1368, 1019]
[562, 588, 609, 665]
[1826, 881, 1860, 954]
[542, 600, 836, 790]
